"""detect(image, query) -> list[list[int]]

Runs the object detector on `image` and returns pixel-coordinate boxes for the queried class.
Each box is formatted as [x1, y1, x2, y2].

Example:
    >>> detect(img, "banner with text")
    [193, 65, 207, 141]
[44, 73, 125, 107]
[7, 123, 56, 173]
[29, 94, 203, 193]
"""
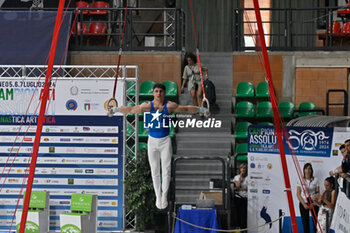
[0, 78, 124, 232]
[247, 126, 346, 233]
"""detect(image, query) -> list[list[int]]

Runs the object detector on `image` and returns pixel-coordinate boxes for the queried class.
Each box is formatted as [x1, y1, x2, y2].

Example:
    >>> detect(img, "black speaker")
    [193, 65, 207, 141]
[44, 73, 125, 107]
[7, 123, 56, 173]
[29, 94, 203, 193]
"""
[165, 0, 176, 8]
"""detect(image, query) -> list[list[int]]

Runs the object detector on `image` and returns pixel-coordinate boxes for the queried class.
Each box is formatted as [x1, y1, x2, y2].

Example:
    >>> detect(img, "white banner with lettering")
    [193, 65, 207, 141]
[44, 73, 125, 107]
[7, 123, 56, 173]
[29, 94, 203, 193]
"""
[247, 126, 347, 233]
[329, 187, 350, 233]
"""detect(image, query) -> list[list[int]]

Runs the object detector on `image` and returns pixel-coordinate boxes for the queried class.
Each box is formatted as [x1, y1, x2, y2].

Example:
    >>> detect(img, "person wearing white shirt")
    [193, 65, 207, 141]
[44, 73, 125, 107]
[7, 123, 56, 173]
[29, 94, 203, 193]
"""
[296, 163, 320, 233]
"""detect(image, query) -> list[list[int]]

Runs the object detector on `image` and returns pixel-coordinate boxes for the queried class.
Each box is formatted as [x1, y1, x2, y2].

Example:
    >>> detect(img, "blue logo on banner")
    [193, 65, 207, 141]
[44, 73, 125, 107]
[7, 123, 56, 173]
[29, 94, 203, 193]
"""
[66, 99, 78, 111]
[143, 110, 171, 129]
[248, 126, 333, 157]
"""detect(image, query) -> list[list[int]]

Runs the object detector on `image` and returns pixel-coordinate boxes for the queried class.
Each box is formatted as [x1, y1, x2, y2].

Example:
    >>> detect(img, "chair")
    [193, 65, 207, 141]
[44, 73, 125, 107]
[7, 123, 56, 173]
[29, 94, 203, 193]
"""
[233, 121, 252, 140]
[139, 121, 149, 139]
[75, 1, 89, 15]
[127, 81, 136, 97]
[162, 81, 178, 97]
[89, 1, 108, 15]
[88, 22, 106, 35]
[87, 22, 107, 45]
[126, 101, 135, 117]
[60, 194, 97, 233]
[257, 122, 274, 126]
[341, 22, 350, 33]
[138, 142, 148, 151]
[255, 81, 270, 98]
[235, 101, 254, 119]
[329, 22, 341, 34]
[16, 191, 50, 233]
[236, 81, 254, 98]
[279, 101, 295, 119]
[139, 81, 156, 98]
[256, 101, 273, 118]
[298, 101, 317, 117]
[235, 143, 248, 154]
[71, 22, 87, 35]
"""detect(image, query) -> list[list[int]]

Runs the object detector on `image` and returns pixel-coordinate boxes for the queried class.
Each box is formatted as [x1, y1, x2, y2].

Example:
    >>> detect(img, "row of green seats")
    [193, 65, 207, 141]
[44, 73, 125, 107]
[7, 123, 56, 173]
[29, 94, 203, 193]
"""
[235, 101, 273, 118]
[236, 81, 269, 98]
[235, 101, 317, 119]
[127, 81, 178, 97]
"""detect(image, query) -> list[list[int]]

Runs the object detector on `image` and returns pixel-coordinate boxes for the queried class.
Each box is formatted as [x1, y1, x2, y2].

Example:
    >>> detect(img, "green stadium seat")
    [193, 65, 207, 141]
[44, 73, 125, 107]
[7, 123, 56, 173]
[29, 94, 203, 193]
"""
[258, 122, 274, 126]
[234, 121, 252, 140]
[126, 101, 135, 117]
[256, 81, 270, 98]
[127, 81, 136, 97]
[235, 143, 248, 154]
[279, 101, 295, 119]
[235, 101, 254, 118]
[139, 121, 149, 138]
[138, 142, 148, 151]
[162, 81, 178, 97]
[237, 154, 248, 162]
[236, 81, 254, 98]
[126, 122, 133, 138]
[256, 101, 273, 118]
[298, 101, 316, 117]
[139, 81, 156, 97]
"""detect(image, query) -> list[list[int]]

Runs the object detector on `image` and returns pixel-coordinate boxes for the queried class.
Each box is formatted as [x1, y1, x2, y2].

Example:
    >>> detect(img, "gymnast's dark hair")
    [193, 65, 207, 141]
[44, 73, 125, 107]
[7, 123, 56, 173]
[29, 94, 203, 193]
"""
[153, 83, 166, 91]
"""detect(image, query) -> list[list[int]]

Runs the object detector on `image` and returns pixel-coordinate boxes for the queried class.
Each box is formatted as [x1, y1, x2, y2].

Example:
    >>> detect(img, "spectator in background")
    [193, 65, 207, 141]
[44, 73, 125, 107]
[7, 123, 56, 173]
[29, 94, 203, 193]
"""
[329, 144, 346, 177]
[180, 52, 207, 106]
[233, 163, 248, 231]
[315, 176, 336, 233]
[341, 139, 350, 177]
[296, 163, 320, 233]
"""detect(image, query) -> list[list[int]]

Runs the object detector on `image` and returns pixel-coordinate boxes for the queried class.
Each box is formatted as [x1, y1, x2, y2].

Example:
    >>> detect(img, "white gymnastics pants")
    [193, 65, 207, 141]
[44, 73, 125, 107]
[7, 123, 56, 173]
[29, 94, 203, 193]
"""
[147, 135, 172, 208]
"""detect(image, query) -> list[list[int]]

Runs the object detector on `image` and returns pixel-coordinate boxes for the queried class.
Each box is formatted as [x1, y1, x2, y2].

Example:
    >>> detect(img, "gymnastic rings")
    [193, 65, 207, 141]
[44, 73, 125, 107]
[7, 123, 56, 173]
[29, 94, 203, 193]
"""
[107, 97, 118, 117]
[201, 96, 211, 118]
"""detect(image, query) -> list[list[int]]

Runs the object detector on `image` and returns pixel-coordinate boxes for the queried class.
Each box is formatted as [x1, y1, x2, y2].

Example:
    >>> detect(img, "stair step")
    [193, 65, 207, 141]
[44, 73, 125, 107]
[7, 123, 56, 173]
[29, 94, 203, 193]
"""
[176, 147, 230, 155]
[174, 53, 233, 204]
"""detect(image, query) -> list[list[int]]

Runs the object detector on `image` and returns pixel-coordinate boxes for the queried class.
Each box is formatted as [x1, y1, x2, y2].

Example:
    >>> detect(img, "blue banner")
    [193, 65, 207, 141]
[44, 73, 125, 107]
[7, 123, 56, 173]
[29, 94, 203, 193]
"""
[248, 125, 334, 157]
[0, 11, 72, 65]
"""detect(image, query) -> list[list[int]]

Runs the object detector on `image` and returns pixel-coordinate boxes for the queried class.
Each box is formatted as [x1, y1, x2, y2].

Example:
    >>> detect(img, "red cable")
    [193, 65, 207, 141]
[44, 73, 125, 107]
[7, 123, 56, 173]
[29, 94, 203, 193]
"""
[188, 0, 206, 98]
[242, 2, 323, 231]
[19, 0, 66, 232]
[251, 1, 299, 232]
[111, 0, 129, 100]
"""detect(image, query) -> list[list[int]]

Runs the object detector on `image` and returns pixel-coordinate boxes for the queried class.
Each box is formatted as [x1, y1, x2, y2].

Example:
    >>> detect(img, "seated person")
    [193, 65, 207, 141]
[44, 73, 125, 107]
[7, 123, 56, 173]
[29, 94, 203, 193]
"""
[314, 176, 336, 233]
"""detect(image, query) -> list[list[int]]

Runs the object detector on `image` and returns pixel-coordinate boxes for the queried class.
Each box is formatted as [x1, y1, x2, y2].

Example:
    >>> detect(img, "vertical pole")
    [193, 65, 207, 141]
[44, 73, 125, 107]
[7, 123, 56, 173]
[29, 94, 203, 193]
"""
[19, 1, 65, 232]
[252, 1, 299, 232]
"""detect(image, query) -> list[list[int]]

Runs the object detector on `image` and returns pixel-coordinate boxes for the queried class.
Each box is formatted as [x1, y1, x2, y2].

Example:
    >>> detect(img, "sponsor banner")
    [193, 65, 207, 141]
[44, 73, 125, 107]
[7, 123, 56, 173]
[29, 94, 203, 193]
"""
[247, 126, 343, 233]
[4, 178, 118, 186]
[0, 157, 118, 165]
[330, 188, 350, 233]
[0, 167, 119, 175]
[0, 188, 118, 196]
[98, 221, 118, 228]
[0, 146, 118, 154]
[0, 79, 124, 116]
[0, 78, 124, 231]
[0, 125, 118, 134]
[98, 210, 119, 217]
[248, 126, 333, 157]
[0, 136, 118, 144]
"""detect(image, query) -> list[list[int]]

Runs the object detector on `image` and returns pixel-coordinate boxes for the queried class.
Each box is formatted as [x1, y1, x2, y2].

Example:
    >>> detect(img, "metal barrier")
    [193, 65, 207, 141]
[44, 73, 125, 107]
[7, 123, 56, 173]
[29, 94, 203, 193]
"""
[233, 6, 350, 51]
[71, 7, 185, 51]
[171, 156, 231, 230]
